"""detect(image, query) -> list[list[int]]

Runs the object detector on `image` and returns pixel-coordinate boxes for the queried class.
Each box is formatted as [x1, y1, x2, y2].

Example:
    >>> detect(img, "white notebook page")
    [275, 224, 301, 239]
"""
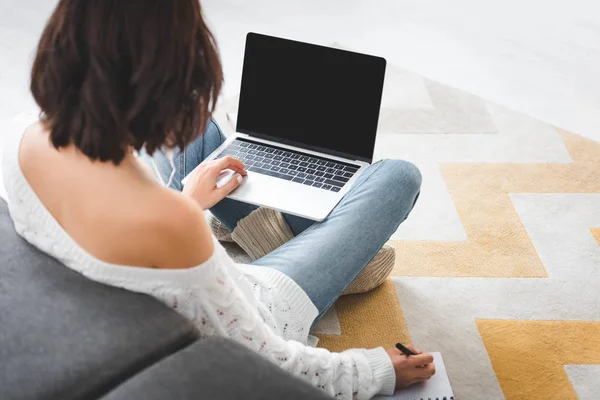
[373, 352, 454, 400]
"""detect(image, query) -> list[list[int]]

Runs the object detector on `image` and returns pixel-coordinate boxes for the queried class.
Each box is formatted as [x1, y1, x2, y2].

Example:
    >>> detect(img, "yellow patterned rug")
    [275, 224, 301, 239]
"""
[309, 65, 600, 399]
[313, 280, 410, 353]
[217, 60, 600, 399]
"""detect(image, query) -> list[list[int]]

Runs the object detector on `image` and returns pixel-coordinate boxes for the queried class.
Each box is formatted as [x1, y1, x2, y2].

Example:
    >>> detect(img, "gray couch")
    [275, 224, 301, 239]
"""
[0, 200, 332, 399]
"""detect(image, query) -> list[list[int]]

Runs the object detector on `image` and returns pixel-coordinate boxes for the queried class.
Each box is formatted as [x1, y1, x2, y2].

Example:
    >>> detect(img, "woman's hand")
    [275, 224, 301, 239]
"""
[387, 345, 436, 389]
[182, 156, 247, 210]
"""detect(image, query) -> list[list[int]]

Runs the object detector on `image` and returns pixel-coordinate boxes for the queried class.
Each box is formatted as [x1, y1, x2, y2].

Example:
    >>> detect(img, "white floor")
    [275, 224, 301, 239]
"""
[202, 0, 600, 143]
[1, 0, 599, 140]
[0, 0, 599, 142]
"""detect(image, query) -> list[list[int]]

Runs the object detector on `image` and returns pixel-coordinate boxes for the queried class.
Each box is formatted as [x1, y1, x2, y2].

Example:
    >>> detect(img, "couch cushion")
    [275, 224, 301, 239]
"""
[0, 200, 199, 400]
[102, 337, 333, 400]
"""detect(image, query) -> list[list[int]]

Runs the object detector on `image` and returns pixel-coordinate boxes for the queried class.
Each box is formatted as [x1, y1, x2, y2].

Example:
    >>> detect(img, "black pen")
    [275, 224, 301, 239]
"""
[396, 342, 417, 356]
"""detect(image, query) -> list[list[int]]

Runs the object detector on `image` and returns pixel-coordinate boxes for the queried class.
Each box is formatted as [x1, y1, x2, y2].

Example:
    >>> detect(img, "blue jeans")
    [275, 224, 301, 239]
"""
[141, 120, 421, 320]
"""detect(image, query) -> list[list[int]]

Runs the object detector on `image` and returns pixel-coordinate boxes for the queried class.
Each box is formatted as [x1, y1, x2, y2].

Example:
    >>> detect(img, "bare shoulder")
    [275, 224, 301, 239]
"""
[141, 189, 215, 269]
[19, 122, 52, 165]
[17, 123, 214, 269]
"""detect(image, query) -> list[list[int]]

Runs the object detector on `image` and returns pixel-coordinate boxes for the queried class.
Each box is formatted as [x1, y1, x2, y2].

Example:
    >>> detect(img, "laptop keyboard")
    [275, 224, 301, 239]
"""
[214, 139, 360, 192]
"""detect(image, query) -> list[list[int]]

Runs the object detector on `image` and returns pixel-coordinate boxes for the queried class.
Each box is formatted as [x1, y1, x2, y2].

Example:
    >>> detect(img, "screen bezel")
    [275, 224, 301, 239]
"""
[236, 32, 386, 164]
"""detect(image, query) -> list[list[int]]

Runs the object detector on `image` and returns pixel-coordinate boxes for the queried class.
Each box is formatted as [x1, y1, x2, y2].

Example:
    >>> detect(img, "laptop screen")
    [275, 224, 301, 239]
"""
[236, 33, 386, 163]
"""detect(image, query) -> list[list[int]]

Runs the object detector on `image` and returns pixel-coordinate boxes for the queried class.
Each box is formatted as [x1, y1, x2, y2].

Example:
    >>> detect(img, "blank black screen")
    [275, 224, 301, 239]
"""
[237, 33, 386, 162]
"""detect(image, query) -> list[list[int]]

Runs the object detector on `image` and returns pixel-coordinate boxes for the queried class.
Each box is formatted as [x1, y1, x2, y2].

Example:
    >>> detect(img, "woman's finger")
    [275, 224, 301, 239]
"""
[415, 362, 436, 379]
[216, 173, 243, 197]
[212, 156, 247, 175]
[408, 353, 434, 367]
[213, 164, 246, 179]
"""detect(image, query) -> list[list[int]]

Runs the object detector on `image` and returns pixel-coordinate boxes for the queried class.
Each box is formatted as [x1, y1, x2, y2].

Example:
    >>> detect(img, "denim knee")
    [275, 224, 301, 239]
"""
[364, 159, 422, 227]
[378, 159, 422, 198]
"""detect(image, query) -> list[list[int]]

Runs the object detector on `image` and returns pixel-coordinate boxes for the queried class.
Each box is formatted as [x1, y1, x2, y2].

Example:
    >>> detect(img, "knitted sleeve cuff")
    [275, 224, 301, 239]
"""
[365, 347, 396, 395]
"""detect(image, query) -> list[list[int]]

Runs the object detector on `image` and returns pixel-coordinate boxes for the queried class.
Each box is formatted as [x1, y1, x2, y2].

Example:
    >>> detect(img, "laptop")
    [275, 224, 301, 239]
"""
[184, 33, 386, 221]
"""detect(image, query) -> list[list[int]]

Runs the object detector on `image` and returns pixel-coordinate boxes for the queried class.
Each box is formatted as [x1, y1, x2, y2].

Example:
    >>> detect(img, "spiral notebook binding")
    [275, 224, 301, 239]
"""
[414, 396, 454, 400]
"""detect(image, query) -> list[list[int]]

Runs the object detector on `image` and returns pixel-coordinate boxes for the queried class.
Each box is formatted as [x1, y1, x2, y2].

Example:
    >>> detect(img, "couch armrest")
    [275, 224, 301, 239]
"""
[102, 337, 333, 400]
[0, 201, 199, 400]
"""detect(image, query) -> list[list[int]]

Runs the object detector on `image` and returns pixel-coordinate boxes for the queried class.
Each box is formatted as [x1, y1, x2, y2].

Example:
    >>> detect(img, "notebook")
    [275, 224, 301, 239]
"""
[373, 352, 454, 400]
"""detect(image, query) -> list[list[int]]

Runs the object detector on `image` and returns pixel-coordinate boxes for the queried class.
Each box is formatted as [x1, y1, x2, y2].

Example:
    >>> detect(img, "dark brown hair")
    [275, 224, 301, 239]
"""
[31, 0, 223, 164]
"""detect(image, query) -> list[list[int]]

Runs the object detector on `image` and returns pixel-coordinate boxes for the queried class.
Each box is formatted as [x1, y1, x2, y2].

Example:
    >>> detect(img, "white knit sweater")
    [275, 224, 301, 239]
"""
[3, 114, 396, 399]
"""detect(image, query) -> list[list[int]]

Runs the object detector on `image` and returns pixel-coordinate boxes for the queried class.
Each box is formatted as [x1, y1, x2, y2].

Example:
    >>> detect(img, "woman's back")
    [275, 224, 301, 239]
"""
[9, 116, 213, 269]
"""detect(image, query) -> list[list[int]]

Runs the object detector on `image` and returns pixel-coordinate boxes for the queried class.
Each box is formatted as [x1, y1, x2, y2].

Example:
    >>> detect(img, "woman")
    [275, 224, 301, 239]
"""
[3, 0, 434, 398]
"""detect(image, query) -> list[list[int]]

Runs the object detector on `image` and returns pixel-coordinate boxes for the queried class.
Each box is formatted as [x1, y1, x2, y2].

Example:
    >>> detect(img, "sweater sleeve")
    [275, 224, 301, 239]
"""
[172, 255, 396, 399]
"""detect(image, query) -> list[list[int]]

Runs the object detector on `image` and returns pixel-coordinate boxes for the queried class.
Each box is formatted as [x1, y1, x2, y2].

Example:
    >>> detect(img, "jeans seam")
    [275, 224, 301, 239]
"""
[314, 162, 393, 319]
[308, 160, 390, 318]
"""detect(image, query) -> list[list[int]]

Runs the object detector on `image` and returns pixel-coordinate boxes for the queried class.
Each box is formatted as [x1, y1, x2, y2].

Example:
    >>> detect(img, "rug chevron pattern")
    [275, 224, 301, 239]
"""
[591, 228, 600, 246]
[314, 280, 410, 353]
[308, 62, 600, 399]
[218, 60, 599, 399]
[392, 130, 600, 278]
